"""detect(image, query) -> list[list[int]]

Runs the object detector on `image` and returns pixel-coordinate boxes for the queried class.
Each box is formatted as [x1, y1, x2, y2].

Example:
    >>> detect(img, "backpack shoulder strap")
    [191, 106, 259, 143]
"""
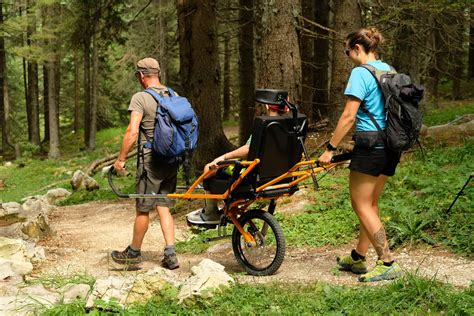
[144, 87, 167, 104]
[357, 64, 386, 133]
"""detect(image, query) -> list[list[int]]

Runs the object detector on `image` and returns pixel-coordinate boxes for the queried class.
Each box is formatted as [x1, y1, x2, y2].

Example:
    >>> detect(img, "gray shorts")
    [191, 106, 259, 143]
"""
[135, 149, 178, 212]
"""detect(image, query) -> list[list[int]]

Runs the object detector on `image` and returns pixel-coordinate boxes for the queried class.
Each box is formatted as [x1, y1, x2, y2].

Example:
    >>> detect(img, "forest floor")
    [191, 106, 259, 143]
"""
[33, 125, 473, 289]
[36, 197, 473, 288]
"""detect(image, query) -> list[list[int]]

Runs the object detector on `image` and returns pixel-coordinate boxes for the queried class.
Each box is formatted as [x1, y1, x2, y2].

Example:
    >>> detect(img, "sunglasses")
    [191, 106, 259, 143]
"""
[344, 48, 350, 56]
[135, 71, 142, 79]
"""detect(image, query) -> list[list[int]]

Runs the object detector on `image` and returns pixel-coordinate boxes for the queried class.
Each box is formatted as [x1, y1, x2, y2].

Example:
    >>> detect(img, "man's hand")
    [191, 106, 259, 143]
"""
[318, 150, 334, 166]
[114, 159, 126, 172]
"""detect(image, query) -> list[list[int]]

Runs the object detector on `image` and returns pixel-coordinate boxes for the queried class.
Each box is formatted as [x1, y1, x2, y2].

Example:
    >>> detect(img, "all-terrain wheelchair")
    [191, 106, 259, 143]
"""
[109, 89, 350, 276]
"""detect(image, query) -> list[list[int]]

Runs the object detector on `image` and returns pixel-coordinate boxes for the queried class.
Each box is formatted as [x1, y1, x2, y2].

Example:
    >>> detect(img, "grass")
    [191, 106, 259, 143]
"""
[422, 101, 474, 126]
[40, 273, 474, 315]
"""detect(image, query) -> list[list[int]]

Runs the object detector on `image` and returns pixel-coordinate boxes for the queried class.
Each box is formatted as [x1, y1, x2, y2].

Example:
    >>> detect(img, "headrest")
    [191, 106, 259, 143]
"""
[255, 89, 288, 106]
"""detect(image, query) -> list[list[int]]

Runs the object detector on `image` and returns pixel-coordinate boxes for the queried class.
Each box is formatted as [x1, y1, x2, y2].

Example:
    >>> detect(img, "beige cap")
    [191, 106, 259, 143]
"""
[136, 57, 160, 74]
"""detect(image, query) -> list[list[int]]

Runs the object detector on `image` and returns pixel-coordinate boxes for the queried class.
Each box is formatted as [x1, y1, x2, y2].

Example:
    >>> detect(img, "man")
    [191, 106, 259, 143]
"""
[111, 57, 179, 270]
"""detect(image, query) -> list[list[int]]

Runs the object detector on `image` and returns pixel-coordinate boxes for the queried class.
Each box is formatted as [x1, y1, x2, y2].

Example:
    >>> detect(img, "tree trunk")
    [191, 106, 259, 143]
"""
[43, 63, 49, 142]
[47, 59, 60, 159]
[83, 36, 91, 147]
[222, 32, 231, 121]
[313, 0, 330, 120]
[255, 0, 302, 108]
[329, 0, 361, 124]
[156, 0, 169, 83]
[425, 16, 441, 103]
[177, 0, 233, 170]
[26, 0, 40, 146]
[73, 51, 81, 133]
[89, 35, 98, 150]
[238, 0, 255, 146]
[0, 0, 7, 154]
[469, 8, 474, 81]
[299, 0, 315, 119]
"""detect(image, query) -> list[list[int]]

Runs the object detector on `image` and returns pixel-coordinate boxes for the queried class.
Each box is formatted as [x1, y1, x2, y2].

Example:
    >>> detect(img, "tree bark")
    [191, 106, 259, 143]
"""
[313, 0, 330, 120]
[299, 0, 315, 119]
[469, 7, 474, 81]
[255, 0, 302, 108]
[83, 36, 91, 147]
[329, 0, 361, 124]
[222, 32, 231, 121]
[238, 0, 255, 146]
[0, 0, 7, 154]
[26, 0, 40, 146]
[42, 63, 49, 142]
[177, 0, 233, 170]
[47, 59, 60, 159]
[73, 51, 81, 133]
[89, 34, 98, 150]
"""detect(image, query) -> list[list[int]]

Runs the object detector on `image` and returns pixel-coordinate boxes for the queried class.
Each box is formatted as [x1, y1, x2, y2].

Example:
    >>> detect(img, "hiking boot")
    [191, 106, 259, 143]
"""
[111, 246, 141, 264]
[358, 260, 402, 282]
[337, 254, 368, 274]
[186, 207, 221, 227]
[162, 252, 179, 270]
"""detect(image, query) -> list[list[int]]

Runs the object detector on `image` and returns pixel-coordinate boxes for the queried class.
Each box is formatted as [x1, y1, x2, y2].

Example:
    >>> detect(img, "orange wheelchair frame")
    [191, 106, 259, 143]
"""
[109, 89, 351, 276]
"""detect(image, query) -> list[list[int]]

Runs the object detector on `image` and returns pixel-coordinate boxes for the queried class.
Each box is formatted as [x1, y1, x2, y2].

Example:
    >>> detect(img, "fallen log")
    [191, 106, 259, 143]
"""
[421, 114, 474, 144]
[86, 149, 137, 175]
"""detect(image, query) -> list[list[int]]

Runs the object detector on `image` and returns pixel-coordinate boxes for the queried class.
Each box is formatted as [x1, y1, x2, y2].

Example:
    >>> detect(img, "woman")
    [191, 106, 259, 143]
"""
[318, 27, 401, 282]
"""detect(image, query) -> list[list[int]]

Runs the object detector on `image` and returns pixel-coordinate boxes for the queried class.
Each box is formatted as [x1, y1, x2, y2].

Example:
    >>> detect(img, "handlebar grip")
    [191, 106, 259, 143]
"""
[108, 166, 131, 198]
[331, 152, 352, 163]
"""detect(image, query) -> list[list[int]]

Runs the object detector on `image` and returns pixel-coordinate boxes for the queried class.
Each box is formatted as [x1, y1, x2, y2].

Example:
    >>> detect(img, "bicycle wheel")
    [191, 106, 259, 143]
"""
[232, 209, 285, 276]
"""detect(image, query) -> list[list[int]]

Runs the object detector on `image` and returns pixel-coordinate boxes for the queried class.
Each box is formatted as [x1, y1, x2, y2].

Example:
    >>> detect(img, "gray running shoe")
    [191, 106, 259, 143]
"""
[186, 207, 221, 226]
[162, 252, 179, 270]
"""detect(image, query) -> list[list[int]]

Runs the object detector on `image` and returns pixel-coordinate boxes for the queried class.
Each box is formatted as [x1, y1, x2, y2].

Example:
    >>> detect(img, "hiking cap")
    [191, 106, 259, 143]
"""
[136, 57, 160, 74]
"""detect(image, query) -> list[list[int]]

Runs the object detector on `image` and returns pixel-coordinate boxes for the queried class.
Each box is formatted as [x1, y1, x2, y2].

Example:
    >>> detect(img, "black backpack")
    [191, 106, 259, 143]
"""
[359, 64, 424, 152]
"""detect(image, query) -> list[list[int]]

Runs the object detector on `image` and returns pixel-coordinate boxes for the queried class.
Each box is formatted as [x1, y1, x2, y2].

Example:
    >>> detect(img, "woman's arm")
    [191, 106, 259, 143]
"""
[318, 96, 361, 164]
[205, 144, 250, 170]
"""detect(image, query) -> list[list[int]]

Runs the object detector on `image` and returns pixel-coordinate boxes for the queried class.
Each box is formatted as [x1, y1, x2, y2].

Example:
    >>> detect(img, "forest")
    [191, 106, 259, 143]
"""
[0, 0, 473, 315]
[0, 0, 472, 166]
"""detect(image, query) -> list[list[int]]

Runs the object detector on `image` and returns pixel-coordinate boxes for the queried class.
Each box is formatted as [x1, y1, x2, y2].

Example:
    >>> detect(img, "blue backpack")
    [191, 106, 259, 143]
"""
[143, 87, 198, 160]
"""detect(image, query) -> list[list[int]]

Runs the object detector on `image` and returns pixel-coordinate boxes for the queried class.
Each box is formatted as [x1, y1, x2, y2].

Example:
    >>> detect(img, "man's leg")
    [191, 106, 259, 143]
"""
[156, 206, 174, 246]
[157, 205, 179, 269]
[131, 211, 150, 249]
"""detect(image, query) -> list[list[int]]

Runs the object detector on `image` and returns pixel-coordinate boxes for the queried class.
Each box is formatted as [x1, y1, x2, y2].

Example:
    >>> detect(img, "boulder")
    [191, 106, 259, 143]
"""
[45, 188, 71, 205]
[0, 237, 45, 279]
[1, 202, 22, 216]
[59, 283, 91, 304]
[85, 276, 134, 309]
[0, 259, 33, 280]
[21, 214, 52, 240]
[126, 267, 182, 304]
[71, 170, 99, 191]
[178, 259, 234, 302]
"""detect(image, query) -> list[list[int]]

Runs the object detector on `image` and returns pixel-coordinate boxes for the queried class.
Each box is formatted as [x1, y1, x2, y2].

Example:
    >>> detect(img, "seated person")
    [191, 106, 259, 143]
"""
[186, 102, 289, 226]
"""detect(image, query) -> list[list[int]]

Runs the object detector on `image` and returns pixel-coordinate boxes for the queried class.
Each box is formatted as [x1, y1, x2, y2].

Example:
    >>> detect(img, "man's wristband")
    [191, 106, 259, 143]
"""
[326, 142, 337, 151]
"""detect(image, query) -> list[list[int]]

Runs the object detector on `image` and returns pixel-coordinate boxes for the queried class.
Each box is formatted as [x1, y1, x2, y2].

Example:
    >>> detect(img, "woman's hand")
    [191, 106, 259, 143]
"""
[318, 150, 334, 166]
[205, 155, 227, 171]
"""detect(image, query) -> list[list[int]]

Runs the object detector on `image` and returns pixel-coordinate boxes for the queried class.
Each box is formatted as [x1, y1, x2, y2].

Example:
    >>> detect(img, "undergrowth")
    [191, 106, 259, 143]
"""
[41, 273, 473, 315]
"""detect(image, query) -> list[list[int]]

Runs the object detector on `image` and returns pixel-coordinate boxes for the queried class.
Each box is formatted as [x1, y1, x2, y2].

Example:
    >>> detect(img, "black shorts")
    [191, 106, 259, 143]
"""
[135, 149, 178, 212]
[349, 146, 401, 177]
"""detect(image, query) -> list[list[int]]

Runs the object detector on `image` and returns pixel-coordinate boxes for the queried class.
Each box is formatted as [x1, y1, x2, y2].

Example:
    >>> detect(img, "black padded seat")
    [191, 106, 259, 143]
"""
[204, 113, 307, 198]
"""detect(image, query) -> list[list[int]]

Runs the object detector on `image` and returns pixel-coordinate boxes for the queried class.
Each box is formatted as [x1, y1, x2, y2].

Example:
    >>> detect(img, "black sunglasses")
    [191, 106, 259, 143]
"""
[344, 48, 350, 56]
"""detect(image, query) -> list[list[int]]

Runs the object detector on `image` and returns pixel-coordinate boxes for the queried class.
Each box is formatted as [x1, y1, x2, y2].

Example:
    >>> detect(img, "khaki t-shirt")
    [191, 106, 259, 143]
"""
[128, 86, 170, 146]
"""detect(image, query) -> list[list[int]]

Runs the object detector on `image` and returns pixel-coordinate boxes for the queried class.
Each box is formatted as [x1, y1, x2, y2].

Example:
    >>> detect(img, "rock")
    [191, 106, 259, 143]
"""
[71, 170, 99, 191]
[4, 161, 12, 167]
[206, 242, 232, 255]
[0, 259, 33, 280]
[126, 267, 182, 304]
[18, 284, 61, 304]
[45, 188, 71, 205]
[178, 259, 234, 302]
[0, 223, 29, 240]
[21, 214, 52, 240]
[1, 202, 22, 216]
[59, 283, 91, 304]
[21, 197, 47, 214]
[86, 276, 134, 309]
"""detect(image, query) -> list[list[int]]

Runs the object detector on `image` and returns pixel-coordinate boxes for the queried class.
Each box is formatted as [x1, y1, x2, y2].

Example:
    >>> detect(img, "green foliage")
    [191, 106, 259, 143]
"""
[26, 271, 95, 289]
[423, 102, 474, 126]
[175, 227, 224, 254]
[41, 276, 473, 315]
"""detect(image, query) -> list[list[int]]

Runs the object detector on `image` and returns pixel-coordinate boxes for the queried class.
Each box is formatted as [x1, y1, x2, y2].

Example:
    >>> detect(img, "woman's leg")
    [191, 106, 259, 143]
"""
[350, 170, 393, 262]
[354, 174, 388, 256]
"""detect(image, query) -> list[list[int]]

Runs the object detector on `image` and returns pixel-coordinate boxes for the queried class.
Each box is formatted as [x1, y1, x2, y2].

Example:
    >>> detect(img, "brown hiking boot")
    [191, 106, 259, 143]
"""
[111, 246, 141, 264]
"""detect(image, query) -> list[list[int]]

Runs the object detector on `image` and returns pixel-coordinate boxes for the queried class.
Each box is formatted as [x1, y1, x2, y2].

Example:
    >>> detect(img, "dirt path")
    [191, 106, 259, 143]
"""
[36, 199, 473, 288]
